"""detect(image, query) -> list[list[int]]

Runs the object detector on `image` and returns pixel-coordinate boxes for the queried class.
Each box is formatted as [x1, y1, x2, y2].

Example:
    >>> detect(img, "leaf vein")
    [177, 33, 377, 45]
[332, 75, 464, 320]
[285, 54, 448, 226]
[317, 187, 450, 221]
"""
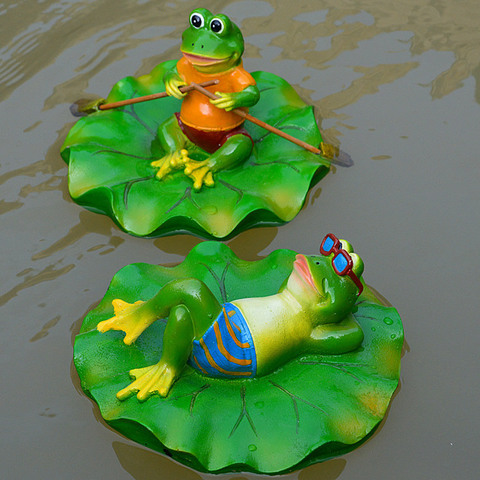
[122, 97, 157, 137]
[229, 385, 257, 438]
[165, 187, 200, 213]
[218, 179, 244, 205]
[250, 159, 300, 173]
[122, 176, 155, 208]
[270, 380, 328, 415]
[299, 361, 367, 383]
[172, 384, 211, 416]
[256, 123, 307, 144]
[200, 261, 230, 303]
[93, 148, 156, 161]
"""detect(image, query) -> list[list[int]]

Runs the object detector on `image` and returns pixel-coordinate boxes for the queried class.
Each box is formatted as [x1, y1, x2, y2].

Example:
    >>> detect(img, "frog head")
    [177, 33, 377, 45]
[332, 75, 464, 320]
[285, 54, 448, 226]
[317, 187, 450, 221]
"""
[285, 234, 365, 323]
[181, 8, 244, 74]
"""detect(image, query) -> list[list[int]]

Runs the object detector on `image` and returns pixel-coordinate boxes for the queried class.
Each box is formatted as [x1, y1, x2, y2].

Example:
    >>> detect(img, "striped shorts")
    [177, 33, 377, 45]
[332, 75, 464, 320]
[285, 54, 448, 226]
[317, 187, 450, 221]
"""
[189, 302, 257, 378]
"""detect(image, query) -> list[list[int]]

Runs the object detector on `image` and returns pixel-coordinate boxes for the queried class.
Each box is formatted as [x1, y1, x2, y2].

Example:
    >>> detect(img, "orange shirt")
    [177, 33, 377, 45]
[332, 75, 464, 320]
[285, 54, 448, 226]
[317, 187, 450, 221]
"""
[176, 57, 256, 132]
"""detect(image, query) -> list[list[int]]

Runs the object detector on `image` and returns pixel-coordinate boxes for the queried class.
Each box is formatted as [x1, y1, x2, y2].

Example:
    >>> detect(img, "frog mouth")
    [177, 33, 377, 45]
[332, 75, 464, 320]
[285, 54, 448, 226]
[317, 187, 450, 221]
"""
[182, 52, 230, 66]
[293, 254, 321, 294]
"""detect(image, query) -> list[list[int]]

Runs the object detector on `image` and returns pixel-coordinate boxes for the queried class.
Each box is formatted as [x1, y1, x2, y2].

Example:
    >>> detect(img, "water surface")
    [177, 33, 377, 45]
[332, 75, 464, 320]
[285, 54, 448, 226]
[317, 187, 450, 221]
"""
[1, 1, 479, 479]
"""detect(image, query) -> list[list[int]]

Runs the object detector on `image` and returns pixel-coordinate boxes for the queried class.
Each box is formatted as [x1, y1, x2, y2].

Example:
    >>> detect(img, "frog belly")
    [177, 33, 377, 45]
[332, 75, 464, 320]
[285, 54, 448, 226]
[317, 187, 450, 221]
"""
[189, 302, 257, 377]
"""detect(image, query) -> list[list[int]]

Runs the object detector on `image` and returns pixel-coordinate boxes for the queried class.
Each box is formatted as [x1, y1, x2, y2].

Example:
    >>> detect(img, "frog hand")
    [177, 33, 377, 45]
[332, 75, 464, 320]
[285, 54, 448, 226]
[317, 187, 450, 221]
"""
[183, 159, 215, 190]
[151, 149, 191, 181]
[97, 299, 150, 345]
[116, 362, 179, 401]
[209, 91, 237, 111]
[165, 75, 188, 99]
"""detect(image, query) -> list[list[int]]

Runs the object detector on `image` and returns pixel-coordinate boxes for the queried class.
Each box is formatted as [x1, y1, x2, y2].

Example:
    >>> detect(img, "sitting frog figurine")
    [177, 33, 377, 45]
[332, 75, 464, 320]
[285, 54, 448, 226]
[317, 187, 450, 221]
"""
[97, 234, 365, 401]
[151, 8, 260, 190]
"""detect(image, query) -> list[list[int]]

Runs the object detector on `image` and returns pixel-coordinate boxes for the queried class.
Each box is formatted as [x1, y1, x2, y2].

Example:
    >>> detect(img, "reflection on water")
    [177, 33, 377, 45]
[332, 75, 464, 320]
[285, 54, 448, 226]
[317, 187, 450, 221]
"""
[153, 226, 278, 260]
[109, 440, 349, 480]
[0, 260, 75, 307]
[1, 0, 479, 479]
[30, 315, 61, 342]
[113, 442, 203, 480]
[267, 0, 480, 100]
[111, 441, 348, 480]
[32, 211, 125, 261]
[2, 0, 478, 105]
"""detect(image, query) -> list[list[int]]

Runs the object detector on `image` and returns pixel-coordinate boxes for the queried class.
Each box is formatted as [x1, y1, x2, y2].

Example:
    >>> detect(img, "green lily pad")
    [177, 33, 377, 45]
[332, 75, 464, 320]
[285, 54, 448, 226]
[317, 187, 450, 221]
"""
[74, 242, 403, 474]
[61, 61, 330, 238]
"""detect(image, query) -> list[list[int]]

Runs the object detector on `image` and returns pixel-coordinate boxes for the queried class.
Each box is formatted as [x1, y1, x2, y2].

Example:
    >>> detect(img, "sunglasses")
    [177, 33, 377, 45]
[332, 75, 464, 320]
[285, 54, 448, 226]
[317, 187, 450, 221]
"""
[320, 233, 363, 295]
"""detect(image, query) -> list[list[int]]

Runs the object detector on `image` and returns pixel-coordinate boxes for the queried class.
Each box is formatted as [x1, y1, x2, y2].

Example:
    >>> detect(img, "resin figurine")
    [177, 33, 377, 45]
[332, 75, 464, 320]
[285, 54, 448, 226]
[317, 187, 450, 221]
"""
[61, 9, 349, 238]
[151, 8, 261, 190]
[74, 237, 403, 473]
[97, 233, 365, 400]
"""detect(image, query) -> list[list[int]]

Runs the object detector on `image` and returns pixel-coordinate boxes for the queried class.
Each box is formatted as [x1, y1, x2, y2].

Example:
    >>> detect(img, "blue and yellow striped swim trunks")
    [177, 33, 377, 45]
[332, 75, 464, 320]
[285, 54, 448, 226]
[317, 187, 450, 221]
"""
[189, 302, 257, 378]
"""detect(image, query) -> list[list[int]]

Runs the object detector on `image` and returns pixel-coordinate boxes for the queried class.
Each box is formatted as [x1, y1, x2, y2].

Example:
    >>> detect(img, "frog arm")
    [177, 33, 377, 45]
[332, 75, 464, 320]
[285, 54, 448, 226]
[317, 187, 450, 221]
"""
[209, 85, 260, 111]
[163, 64, 188, 99]
[306, 314, 364, 355]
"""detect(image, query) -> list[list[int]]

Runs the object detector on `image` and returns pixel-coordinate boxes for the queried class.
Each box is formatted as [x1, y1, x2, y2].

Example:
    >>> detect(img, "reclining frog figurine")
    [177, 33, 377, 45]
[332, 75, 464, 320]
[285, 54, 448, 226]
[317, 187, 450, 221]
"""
[97, 234, 365, 401]
[150, 8, 260, 190]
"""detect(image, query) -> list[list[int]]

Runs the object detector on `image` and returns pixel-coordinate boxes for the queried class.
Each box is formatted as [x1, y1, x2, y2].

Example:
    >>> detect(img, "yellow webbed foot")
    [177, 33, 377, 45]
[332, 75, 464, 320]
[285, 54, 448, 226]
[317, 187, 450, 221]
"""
[112, 299, 143, 315]
[116, 362, 178, 402]
[183, 159, 215, 190]
[97, 299, 151, 345]
[151, 149, 191, 181]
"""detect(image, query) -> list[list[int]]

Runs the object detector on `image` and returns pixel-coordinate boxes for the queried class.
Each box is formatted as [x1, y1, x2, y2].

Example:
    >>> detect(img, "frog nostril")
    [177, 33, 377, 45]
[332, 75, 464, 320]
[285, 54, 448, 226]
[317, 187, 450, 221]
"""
[201, 45, 204, 49]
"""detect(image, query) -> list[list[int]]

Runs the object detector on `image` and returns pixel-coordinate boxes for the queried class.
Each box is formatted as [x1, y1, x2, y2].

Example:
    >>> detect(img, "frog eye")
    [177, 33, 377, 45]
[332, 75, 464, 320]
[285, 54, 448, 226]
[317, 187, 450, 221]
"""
[190, 12, 205, 29]
[210, 17, 225, 34]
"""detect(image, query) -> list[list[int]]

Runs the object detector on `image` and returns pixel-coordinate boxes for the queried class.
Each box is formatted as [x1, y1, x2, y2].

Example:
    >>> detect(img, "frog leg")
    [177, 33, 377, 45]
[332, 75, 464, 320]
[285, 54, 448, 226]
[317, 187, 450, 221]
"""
[99, 278, 222, 401]
[151, 115, 204, 181]
[184, 133, 253, 190]
[117, 304, 199, 401]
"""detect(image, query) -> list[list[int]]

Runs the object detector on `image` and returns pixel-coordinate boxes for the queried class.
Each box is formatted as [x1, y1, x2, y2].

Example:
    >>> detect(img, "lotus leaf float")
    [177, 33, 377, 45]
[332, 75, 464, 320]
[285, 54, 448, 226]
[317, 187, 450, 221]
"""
[73, 242, 403, 474]
[61, 61, 331, 238]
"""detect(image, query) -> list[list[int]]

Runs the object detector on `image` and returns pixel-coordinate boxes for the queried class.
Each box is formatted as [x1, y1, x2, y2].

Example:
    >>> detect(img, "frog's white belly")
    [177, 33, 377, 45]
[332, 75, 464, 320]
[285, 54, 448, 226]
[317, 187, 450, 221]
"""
[232, 292, 311, 374]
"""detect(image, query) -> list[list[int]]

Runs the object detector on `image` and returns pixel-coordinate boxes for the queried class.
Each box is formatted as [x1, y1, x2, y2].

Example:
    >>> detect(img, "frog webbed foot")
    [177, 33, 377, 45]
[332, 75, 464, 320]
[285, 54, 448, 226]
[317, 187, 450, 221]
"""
[97, 299, 150, 345]
[151, 149, 191, 181]
[117, 361, 179, 401]
[183, 159, 215, 190]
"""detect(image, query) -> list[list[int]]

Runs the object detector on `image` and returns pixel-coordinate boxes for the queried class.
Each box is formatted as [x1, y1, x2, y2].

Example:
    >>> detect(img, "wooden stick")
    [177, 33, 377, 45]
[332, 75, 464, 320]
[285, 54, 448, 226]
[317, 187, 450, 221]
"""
[99, 79, 220, 110]
[190, 82, 323, 155]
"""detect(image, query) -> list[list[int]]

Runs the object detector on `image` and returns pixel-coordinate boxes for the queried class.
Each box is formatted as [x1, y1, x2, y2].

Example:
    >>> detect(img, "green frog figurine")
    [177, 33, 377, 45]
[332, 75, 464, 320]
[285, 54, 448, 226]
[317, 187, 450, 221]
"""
[151, 8, 260, 190]
[98, 234, 365, 401]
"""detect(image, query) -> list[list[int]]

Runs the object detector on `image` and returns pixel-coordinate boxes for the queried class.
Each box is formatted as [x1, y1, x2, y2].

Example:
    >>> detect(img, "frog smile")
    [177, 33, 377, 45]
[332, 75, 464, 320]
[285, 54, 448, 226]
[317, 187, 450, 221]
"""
[182, 52, 230, 66]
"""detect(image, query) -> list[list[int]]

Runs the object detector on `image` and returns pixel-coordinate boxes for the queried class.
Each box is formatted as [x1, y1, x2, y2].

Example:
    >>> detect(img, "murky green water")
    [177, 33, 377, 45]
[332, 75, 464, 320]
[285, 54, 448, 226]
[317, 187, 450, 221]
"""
[1, 1, 479, 478]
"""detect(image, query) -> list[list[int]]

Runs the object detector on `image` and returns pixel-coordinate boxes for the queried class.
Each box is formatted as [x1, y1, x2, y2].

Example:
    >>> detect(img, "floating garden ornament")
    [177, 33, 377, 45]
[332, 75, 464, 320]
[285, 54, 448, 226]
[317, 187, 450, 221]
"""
[61, 8, 351, 239]
[74, 235, 403, 474]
